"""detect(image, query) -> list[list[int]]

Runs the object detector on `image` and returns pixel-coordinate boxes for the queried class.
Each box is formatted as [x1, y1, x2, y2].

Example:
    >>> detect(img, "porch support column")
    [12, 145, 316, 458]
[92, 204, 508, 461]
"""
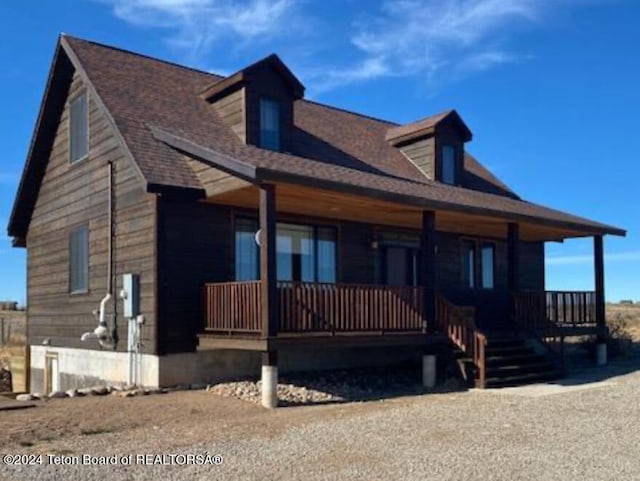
[507, 223, 520, 293]
[507, 223, 520, 326]
[261, 351, 278, 408]
[260, 183, 278, 338]
[594, 235, 607, 365]
[421, 210, 437, 334]
[259, 184, 279, 407]
[422, 352, 437, 388]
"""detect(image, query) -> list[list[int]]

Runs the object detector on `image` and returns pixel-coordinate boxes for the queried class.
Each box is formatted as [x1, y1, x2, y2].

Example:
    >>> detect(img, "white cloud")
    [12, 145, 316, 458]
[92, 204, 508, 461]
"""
[324, 0, 544, 89]
[101, 0, 298, 62]
[546, 251, 640, 266]
[101, 0, 603, 92]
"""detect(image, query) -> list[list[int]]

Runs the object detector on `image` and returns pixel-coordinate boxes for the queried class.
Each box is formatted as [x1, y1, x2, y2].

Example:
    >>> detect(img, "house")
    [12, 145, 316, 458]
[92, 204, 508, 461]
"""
[8, 35, 625, 407]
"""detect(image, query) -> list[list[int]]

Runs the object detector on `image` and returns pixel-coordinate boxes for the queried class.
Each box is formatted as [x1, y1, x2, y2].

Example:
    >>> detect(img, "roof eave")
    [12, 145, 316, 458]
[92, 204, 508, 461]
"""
[7, 36, 70, 242]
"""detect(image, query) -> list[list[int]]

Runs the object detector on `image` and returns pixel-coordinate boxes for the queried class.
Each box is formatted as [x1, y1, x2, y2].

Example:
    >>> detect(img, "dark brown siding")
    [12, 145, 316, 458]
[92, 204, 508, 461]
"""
[340, 222, 375, 284]
[244, 64, 296, 152]
[158, 199, 233, 354]
[519, 241, 545, 291]
[26, 71, 157, 354]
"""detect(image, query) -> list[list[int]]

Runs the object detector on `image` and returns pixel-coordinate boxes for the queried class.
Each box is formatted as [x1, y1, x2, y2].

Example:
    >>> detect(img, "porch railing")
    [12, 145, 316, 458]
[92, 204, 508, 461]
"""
[513, 290, 597, 335]
[204, 281, 262, 333]
[278, 282, 425, 333]
[203, 281, 426, 335]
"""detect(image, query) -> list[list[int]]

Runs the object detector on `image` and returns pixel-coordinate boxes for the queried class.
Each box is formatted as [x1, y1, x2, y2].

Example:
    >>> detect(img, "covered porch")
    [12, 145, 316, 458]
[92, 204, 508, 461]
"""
[193, 180, 615, 404]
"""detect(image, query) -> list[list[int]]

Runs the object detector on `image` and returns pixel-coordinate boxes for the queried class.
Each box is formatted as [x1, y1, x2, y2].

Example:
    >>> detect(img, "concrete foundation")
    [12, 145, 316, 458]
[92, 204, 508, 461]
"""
[422, 354, 436, 388]
[261, 365, 278, 408]
[29, 344, 424, 392]
[596, 343, 607, 366]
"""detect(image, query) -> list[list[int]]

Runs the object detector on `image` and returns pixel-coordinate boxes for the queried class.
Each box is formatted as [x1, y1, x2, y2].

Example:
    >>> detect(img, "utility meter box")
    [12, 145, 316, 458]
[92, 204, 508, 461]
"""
[123, 273, 140, 318]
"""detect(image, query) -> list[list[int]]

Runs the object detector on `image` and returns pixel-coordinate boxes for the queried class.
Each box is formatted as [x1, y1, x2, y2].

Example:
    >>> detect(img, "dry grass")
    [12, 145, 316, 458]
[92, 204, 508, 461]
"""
[607, 303, 640, 341]
[0, 310, 26, 373]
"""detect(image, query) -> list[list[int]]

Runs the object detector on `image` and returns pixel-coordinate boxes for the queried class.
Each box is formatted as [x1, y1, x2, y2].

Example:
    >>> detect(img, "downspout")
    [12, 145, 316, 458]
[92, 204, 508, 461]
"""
[81, 162, 117, 349]
[107, 160, 118, 348]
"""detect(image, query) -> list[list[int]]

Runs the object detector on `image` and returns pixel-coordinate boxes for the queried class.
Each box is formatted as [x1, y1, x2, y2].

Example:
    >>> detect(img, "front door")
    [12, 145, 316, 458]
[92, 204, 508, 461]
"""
[383, 246, 418, 286]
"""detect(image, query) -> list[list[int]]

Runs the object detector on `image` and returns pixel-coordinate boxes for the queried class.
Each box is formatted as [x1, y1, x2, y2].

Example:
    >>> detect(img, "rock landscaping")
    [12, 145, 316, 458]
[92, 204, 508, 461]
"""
[207, 364, 461, 405]
[12, 363, 461, 406]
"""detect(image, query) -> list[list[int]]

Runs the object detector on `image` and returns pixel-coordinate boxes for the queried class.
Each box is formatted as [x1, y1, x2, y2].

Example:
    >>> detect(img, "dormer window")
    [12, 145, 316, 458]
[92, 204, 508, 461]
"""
[259, 98, 280, 151]
[441, 144, 456, 185]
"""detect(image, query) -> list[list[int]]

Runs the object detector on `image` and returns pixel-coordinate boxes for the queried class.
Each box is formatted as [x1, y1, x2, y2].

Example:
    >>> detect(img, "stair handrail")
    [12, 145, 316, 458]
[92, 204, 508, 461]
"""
[435, 293, 486, 384]
[511, 291, 565, 373]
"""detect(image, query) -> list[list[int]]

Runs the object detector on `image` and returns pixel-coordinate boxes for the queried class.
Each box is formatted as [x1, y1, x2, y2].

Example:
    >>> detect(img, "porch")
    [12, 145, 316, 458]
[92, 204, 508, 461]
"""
[189, 182, 613, 405]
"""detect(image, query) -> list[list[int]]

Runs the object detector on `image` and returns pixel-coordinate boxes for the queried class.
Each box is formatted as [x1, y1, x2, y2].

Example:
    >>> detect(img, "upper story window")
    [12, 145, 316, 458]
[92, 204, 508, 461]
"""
[69, 225, 89, 293]
[69, 93, 88, 163]
[441, 144, 456, 185]
[259, 98, 280, 151]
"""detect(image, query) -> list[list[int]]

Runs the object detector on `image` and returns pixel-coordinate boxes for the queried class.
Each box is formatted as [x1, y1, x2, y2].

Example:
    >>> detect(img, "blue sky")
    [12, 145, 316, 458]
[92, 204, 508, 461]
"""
[0, 0, 638, 304]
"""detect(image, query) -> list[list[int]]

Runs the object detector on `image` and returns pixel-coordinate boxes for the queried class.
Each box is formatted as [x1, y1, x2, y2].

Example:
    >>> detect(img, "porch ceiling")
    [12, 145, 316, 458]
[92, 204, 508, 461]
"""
[205, 183, 588, 242]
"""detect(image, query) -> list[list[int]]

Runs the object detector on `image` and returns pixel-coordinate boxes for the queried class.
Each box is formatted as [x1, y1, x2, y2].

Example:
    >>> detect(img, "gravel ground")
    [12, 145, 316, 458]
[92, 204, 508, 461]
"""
[1, 357, 639, 481]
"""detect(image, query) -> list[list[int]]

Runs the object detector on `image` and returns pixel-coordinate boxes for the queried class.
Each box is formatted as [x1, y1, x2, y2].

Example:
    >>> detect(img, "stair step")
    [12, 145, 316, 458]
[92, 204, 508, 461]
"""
[484, 370, 561, 388]
[485, 338, 526, 348]
[486, 353, 547, 365]
[486, 362, 555, 376]
[485, 348, 535, 359]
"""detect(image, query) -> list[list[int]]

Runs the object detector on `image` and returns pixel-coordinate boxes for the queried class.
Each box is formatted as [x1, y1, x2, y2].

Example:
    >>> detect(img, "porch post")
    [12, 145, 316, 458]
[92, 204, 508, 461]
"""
[261, 350, 278, 408]
[421, 210, 437, 333]
[507, 223, 520, 327]
[594, 235, 607, 365]
[259, 183, 278, 338]
[507, 223, 520, 293]
[259, 183, 279, 408]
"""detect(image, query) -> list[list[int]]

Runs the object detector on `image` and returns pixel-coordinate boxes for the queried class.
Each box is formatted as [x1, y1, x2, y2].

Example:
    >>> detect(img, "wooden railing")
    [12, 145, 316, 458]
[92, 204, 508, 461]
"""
[278, 282, 426, 333]
[204, 281, 427, 334]
[435, 294, 486, 386]
[204, 281, 262, 334]
[513, 290, 596, 335]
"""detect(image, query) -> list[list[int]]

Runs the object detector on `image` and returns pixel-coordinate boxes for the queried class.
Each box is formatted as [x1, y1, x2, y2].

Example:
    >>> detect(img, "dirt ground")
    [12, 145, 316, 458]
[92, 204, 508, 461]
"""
[0, 388, 389, 451]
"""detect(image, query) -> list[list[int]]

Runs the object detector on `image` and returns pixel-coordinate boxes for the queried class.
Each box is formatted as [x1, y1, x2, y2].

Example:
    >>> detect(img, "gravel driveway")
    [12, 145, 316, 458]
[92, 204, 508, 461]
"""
[2, 361, 639, 481]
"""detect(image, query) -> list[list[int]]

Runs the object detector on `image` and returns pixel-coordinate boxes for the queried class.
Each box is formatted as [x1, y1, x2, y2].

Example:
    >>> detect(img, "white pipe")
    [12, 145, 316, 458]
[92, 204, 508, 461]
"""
[98, 293, 112, 328]
[81, 293, 115, 349]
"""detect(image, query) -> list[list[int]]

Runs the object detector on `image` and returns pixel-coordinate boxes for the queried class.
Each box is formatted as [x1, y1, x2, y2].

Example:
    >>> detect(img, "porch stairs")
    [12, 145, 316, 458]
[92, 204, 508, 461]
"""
[455, 333, 562, 389]
[482, 335, 561, 388]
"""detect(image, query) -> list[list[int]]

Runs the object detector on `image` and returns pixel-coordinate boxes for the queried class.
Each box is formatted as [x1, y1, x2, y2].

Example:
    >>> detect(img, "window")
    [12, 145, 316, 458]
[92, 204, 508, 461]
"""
[69, 226, 89, 293]
[234, 218, 337, 282]
[259, 98, 280, 151]
[235, 218, 259, 280]
[441, 144, 456, 185]
[481, 243, 495, 289]
[462, 239, 495, 289]
[462, 240, 475, 288]
[69, 93, 88, 163]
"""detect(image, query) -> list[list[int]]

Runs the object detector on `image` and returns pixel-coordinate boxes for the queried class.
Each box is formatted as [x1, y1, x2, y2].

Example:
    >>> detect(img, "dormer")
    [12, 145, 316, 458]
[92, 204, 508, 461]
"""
[386, 110, 472, 186]
[200, 54, 305, 152]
